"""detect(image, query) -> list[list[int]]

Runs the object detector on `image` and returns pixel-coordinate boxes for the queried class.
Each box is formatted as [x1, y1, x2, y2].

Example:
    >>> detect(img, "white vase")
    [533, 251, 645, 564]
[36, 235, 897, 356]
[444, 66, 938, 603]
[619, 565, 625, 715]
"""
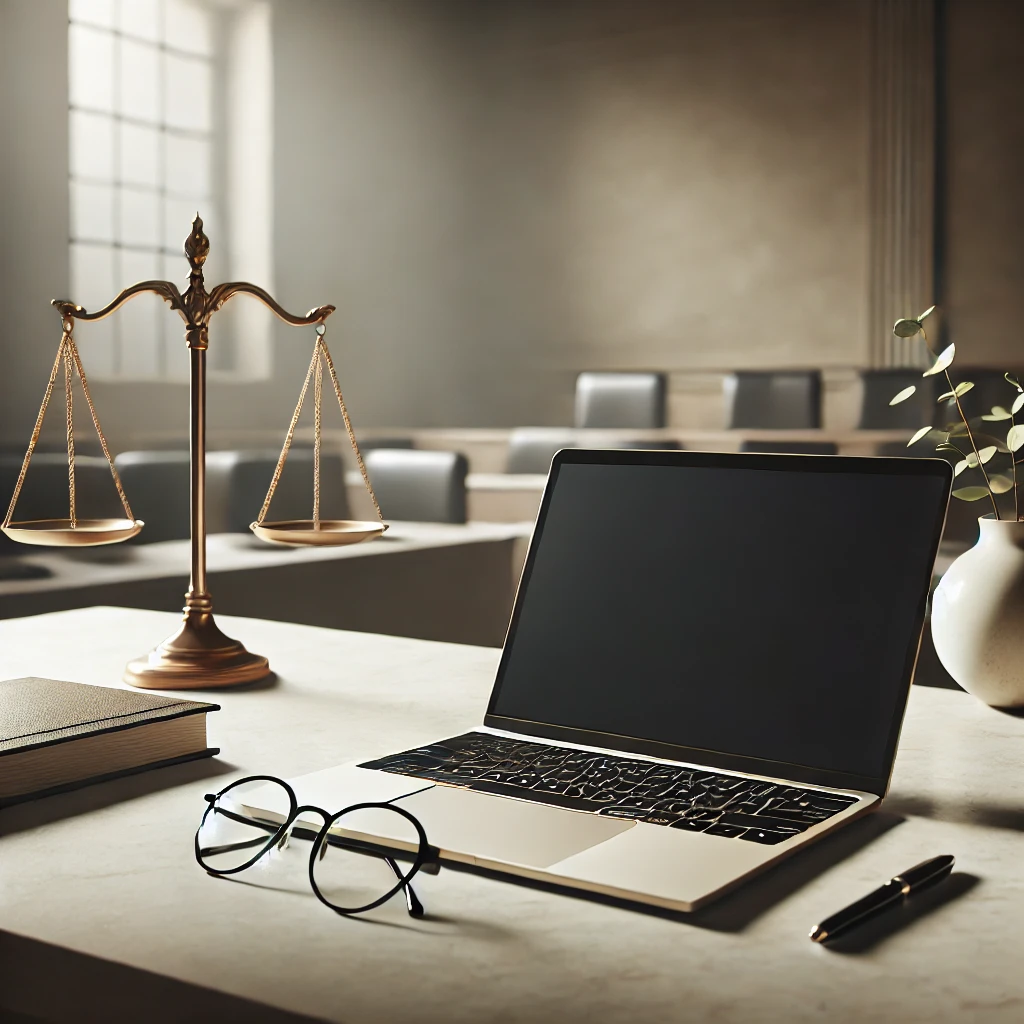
[931, 516, 1024, 707]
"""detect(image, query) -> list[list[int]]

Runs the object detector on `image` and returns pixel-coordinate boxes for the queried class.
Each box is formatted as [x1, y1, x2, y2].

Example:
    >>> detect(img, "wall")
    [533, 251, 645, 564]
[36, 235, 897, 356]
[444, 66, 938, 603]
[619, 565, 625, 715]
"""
[0, 0, 1021, 449]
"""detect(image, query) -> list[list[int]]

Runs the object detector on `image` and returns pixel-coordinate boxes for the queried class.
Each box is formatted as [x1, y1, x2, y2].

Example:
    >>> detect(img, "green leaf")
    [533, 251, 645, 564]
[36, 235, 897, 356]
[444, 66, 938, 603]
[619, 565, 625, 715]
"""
[945, 421, 970, 437]
[938, 381, 975, 402]
[922, 343, 955, 377]
[989, 474, 1015, 494]
[954, 459, 969, 477]
[952, 486, 992, 502]
[1013, 393, 1024, 415]
[907, 425, 933, 447]
[1005, 372, 1022, 391]
[917, 305, 936, 322]
[964, 451, 979, 468]
[978, 445, 998, 464]
[889, 385, 917, 406]
[973, 432, 1011, 453]
[983, 406, 1013, 421]
[893, 318, 923, 339]
[1008, 425, 1024, 452]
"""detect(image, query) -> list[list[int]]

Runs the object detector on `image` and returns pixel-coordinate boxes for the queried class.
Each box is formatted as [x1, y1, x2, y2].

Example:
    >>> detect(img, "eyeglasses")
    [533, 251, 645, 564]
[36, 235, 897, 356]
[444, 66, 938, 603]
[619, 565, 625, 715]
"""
[195, 775, 439, 918]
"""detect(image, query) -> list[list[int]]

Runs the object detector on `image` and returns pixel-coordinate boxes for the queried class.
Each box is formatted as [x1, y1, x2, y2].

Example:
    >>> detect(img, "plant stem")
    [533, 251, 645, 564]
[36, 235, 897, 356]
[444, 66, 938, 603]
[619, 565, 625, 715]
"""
[945, 368, 999, 519]
[1012, 411, 1020, 521]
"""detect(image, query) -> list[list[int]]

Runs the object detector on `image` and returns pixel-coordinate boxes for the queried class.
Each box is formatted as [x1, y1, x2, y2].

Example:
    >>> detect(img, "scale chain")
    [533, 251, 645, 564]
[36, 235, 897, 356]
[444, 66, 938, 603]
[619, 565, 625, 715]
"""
[66, 334, 135, 523]
[318, 333, 385, 525]
[255, 341, 320, 526]
[3, 334, 66, 529]
[64, 339, 77, 528]
[313, 347, 323, 529]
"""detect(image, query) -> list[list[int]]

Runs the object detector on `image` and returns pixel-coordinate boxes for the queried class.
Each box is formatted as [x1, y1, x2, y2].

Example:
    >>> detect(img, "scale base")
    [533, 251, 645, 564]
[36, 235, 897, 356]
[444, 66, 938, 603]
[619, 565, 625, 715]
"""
[125, 609, 271, 690]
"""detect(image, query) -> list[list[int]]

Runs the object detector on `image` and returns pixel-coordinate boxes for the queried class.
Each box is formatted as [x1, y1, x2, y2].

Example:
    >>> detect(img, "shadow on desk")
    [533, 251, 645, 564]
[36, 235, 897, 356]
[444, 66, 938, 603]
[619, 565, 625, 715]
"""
[0, 756, 237, 839]
[451, 811, 904, 934]
[0, 931, 325, 1024]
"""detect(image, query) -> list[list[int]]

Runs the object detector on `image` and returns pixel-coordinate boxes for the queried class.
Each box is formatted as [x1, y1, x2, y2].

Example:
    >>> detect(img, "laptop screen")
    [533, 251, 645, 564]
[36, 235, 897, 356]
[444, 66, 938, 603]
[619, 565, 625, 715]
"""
[487, 452, 950, 789]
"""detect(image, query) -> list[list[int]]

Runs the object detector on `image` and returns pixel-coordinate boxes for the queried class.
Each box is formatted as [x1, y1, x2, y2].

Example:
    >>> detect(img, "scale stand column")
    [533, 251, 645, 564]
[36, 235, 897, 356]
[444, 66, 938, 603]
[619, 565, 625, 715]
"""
[125, 220, 271, 689]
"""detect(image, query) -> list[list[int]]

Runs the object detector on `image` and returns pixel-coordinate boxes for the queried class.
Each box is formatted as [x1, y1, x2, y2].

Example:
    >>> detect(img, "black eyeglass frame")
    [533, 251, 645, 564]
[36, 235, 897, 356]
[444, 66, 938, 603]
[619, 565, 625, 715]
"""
[195, 774, 439, 917]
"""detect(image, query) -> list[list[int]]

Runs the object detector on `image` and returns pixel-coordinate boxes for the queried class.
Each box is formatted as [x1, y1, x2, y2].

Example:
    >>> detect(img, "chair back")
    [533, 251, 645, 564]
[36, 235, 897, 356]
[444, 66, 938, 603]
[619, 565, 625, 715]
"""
[506, 429, 581, 474]
[859, 369, 938, 429]
[113, 451, 191, 543]
[364, 448, 468, 523]
[574, 372, 667, 429]
[737, 440, 837, 456]
[724, 371, 822, 429]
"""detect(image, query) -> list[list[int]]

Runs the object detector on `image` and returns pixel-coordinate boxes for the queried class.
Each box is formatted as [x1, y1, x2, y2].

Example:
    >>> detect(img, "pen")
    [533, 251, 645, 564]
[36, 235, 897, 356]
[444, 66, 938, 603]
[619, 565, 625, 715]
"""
[809, 854, 955, 943]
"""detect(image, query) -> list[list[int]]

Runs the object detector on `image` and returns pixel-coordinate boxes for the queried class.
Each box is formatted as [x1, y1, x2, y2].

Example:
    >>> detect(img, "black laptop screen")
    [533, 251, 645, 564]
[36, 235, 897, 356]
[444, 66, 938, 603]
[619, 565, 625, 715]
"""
[488, 455, 949, 784]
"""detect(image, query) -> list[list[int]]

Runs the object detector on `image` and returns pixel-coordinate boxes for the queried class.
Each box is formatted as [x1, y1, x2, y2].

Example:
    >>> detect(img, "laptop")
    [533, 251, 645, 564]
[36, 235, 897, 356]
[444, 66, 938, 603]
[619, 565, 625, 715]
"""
[260, 449, 952, 912]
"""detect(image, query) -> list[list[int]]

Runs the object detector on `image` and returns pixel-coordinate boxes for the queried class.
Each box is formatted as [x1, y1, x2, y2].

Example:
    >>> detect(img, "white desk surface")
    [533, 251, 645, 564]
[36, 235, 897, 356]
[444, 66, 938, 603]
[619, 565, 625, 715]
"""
[1, 607, 1022, 1023]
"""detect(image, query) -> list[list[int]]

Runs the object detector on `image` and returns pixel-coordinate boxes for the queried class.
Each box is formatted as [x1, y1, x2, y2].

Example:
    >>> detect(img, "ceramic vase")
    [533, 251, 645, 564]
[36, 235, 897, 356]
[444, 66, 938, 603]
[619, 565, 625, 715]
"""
[931, 517, 1024, 707]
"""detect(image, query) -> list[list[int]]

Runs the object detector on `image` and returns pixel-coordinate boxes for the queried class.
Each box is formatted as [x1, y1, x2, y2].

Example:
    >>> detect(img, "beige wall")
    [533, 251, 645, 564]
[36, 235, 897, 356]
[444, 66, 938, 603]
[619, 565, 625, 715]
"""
[0, 0, 1021, 448]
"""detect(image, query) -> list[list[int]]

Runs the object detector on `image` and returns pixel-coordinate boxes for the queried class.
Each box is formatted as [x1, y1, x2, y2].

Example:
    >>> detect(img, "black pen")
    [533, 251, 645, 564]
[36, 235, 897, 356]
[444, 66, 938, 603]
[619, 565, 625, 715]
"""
[809, 854, 955, 943]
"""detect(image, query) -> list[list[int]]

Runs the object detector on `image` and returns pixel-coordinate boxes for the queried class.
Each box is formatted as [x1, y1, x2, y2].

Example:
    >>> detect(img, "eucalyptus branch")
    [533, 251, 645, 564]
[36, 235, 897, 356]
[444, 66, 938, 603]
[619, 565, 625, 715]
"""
[1012, 409, 1020, 522]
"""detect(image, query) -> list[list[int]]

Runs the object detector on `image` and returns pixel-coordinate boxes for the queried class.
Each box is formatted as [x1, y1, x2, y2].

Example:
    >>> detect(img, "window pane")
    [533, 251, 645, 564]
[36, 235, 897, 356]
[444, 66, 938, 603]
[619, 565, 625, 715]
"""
[70, 110, 115, 180]
[119, 0, 161, 42]
[164, 52, 212, 132]
[165, 135, 210, 198]
[118, 250, 162, 379]
[120, 123, 160, 187]
[120, 38, 161, 123]
[164, 0, 214, 57]
[71, 181, 115, 242]
[70, 243, 117, 377]
[69, 24, 115, 112]
[70, 0, 115, 29]
[119, 189, 161, 247]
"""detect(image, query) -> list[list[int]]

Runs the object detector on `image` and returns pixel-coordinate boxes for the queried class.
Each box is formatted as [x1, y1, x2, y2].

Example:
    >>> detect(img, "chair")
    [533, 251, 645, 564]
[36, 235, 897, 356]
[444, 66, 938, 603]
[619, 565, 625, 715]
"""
[0, 453, 116, 555]
[859, 369, 939, 430]
[613, 439, 685, 451]
[574, 372, 667, 429]
[364, 448, 468, 523]
[506, 429, 581, 475]
[738, 441, 837, 456]
[207, 449, 349, 533]
[724, 371, 823, 429]
[113, 451, 192, 543]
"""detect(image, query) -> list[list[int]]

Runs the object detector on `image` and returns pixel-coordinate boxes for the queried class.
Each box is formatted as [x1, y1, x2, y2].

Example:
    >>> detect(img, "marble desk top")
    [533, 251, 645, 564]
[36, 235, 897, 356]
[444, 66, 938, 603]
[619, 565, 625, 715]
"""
[1, 607, 1022, 1023]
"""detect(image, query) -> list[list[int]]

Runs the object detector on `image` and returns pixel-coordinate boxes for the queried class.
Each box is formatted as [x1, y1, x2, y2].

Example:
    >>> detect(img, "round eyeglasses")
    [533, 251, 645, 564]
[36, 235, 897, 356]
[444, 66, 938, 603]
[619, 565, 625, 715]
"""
[195, 775, 439, 917]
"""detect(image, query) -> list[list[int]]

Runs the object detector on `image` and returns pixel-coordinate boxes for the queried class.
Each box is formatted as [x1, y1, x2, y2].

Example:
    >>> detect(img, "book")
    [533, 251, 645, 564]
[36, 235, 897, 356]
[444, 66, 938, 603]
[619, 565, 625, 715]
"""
[0, 676, 219, 807]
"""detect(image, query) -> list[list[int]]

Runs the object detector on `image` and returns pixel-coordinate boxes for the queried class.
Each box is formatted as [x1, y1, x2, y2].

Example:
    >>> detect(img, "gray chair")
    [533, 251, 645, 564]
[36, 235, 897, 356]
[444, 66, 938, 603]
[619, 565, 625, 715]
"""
[364, 448, 468, 523]
[113, 451, 192, 543]
[574, 372, 667, 429]
[613, 439, 684, 451]
[356, 437, 416, 452]
[506, 429, 581, 475]
[738, 440, 837, 456]
[0, 452, 118, 555]
[859, 369, 938, 430]
[207, 448, 350, 533]
[724, 371, 823, 429]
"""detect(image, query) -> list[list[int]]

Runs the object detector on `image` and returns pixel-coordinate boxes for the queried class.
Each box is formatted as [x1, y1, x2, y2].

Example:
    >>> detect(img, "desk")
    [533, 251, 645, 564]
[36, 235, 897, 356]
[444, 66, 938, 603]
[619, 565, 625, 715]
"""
[0, 522, 532, 647]
[2, 607, 1022, 1023]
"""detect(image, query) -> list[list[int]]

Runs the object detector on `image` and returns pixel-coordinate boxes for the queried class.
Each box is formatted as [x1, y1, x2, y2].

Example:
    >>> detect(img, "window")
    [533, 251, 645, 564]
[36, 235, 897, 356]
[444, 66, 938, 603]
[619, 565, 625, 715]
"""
[68, 0, 272, 381]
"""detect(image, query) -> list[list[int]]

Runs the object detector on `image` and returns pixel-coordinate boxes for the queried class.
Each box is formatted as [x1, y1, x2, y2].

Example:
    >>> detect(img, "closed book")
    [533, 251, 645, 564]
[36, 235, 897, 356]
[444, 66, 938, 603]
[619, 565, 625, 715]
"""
[0, 676, 219, 807]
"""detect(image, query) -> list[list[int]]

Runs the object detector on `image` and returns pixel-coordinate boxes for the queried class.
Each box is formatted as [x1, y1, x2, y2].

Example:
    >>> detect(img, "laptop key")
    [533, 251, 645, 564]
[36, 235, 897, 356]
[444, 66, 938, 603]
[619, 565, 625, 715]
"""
[670, 818, 716, 832]
[741, 828, 791, 845]
[704, 823, 747, 838]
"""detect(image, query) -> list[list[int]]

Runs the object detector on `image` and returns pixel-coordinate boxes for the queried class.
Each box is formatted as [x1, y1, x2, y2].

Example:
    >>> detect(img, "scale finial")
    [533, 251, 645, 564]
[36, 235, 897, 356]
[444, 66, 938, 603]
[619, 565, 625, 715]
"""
[184, 214, 210, 270]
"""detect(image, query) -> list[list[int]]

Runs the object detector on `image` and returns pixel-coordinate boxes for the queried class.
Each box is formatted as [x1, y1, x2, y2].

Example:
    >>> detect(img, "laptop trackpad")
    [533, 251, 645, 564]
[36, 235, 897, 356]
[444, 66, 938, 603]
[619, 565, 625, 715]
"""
[392, 786, 633, 868]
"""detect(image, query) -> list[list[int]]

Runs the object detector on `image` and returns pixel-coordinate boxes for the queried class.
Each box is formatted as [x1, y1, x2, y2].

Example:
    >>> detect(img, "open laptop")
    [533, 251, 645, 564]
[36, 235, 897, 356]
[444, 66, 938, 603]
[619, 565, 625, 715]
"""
[260, 449, 952, 912]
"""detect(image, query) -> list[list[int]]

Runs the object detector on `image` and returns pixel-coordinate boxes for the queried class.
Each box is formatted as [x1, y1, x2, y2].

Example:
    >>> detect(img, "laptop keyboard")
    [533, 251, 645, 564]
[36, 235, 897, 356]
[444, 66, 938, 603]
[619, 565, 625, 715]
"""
[359, 732, 858, 845]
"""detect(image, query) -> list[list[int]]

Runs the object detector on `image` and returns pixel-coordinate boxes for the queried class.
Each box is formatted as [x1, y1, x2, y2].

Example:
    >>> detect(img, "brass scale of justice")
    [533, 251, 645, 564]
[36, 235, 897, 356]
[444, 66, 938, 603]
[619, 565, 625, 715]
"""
[1, 216, 388, 690]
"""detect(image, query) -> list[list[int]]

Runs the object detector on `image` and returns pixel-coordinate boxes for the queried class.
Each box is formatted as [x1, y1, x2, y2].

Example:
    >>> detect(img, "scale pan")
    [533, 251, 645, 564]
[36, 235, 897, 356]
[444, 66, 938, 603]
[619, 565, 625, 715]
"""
[1, 518, 144, 547]
[249, 519, 386, 547]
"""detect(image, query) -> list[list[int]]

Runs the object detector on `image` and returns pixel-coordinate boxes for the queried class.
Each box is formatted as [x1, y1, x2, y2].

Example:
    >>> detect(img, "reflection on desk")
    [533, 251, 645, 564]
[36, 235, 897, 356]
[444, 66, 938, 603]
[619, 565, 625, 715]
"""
[0, 607, 1021, 1023]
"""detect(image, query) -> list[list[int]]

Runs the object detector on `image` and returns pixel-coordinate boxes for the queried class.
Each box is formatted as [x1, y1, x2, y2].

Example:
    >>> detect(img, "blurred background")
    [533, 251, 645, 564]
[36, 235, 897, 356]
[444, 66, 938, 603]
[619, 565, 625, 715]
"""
[0, 0, 1021, 669]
